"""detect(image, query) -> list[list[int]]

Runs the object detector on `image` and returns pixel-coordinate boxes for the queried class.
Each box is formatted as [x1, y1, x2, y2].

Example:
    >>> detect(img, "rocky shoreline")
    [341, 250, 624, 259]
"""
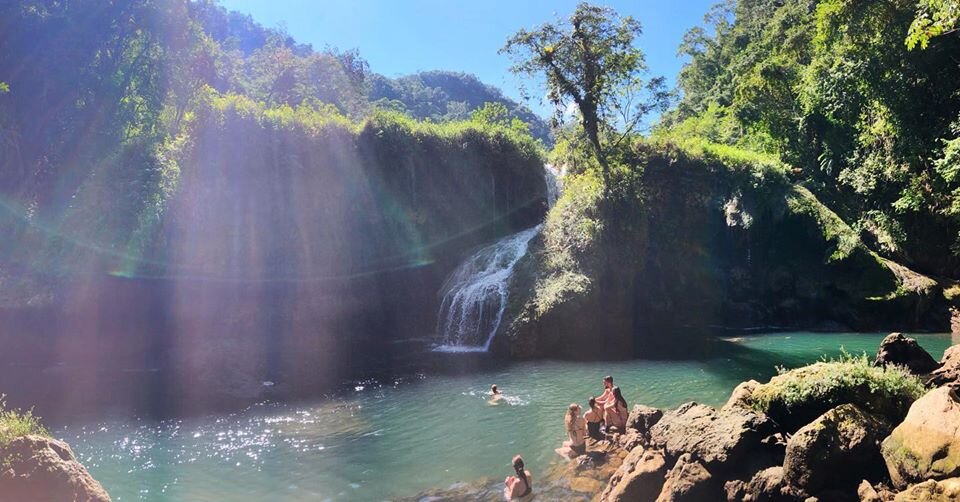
[407, 333, 960, 501]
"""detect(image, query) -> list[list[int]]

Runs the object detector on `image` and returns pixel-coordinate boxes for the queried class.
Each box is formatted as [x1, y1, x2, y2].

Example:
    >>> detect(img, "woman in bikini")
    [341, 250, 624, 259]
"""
[503, 454, 533, 501]
[555, 403, 587, 458]
[603, 386, 629, 433]
[584, 396, 604, 441]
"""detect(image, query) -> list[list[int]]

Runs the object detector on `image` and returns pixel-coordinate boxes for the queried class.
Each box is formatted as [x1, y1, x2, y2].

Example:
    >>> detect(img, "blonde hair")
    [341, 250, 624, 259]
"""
[565, 403, 580, 432]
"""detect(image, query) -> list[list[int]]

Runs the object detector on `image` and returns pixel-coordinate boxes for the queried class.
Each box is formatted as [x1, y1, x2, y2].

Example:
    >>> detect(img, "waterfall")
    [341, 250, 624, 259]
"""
[434, 165, 561, 352]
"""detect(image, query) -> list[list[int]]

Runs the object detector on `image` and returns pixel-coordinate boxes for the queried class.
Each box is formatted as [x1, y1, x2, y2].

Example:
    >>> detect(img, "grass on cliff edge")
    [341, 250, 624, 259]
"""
[749, 352, 926, 417]
[0, 396, 49, 447]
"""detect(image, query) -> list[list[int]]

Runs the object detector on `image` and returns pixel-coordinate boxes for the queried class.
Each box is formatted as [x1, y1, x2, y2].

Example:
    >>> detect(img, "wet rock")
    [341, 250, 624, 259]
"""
[600, 447, 668, 502]
[724, 380, 761, 410]
[858, 480, 895, 502]
[783, 404, 891, 493]
[649, 402, 777, 473]
[874, 333, 940, 375]
[927, 344, 960, 387]
[0, 434, 111, 502]
[893, 478, 960, 501]
[570, 475, 606, 494]
[627, 405, 663, 439]
[656, 453, 716, 502]
[881, 387, 960, 488]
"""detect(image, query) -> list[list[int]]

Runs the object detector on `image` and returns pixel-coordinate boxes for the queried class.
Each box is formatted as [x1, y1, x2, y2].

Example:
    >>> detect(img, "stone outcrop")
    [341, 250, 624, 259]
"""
[724, 466, 801, 502]
[724, 379, 760, 410]
[857, 480, 896, 502]
[893, 478, 960, 501]
[881, 387, 960, 488]
[649, 402, 778, 472]
[927, 345, 960, 387]
[0, 435, 111, 501]
[600, 448, 668, 502]
[783, 404, 891, 493]
[656, 453, 716, 502]
[627, 404, 663, 441]
[874, 333, 940, 375]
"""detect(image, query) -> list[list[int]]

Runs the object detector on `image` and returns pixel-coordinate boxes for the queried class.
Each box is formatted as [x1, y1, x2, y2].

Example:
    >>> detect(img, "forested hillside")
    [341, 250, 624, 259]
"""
[0, 0, 548, 294]
[664, 0, 960, 278]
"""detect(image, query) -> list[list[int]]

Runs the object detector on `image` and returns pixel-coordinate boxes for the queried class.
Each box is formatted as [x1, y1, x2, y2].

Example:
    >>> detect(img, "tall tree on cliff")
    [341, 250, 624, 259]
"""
[500, 2, 667, 185]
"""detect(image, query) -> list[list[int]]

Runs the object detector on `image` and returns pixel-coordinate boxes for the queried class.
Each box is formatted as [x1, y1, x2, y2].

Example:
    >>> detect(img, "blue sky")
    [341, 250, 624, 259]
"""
[219, 0, 717, 118]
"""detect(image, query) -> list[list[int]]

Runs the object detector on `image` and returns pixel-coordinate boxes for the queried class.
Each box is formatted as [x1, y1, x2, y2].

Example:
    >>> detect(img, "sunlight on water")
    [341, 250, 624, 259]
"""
[64, 332, 951, 501]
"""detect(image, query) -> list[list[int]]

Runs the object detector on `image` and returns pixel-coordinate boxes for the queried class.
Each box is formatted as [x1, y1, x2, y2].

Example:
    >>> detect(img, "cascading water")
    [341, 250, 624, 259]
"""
[434, 165, 560, 352]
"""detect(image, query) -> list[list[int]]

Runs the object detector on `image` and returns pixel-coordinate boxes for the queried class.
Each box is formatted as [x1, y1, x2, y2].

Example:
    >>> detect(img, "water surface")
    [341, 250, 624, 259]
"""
[62, 332, 953, 501]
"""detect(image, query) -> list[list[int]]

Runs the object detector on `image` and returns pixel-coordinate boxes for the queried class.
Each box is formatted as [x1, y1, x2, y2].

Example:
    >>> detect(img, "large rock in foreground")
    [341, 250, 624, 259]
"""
[656, 453, 715, 502]
[881, 387, 960, 488]
[874, 333, 940, 375]
[649, 402, 777, 472]
[893, 478, 960, 501]
[600, 448, 668, 502]
[0, 435, 111, 501]
[783, 404, 891, 493]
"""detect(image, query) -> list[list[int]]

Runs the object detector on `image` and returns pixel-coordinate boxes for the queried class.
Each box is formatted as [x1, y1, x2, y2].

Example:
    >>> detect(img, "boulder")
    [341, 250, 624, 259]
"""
[857, 480, 895, 502]
[783, 404, 891, 493]
[0, 434, 111, 501]
[649, 402, 778, 473]
[724, 380, 761, 410]
[893, 478, 960, 501]
[874, 333, 940, 375]
[600, 447, 668, 502]
[927, 345, 960, 387]
[881, 387, 960, 488]
[724, 466, 803, 502]
[627, 405, 664, 439]
[656, 453, 716, 502]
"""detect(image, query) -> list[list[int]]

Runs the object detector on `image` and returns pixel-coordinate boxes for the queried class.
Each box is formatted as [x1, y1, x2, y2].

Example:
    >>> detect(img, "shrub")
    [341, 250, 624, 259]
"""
[749, 352, 926, 430]
[0, 396, 49, 447]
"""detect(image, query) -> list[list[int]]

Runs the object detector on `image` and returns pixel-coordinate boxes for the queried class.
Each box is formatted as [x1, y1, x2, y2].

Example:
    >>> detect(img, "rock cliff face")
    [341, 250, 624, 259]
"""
[496, 147, 949, 359]
[0, 435, 111, 501]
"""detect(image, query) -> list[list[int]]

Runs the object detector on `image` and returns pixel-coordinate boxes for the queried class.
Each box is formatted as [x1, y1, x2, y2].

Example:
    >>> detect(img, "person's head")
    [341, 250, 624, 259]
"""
[612, 386, 627, 408]
[588, 396, 597, 410]
[603, 376, 613, 389]
[512, 455, 525, 477]
[491, 384, 499, 394]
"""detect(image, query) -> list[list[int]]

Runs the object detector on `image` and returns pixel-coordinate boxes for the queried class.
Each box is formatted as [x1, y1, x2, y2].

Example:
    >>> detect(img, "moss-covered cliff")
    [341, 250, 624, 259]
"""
[495, 140, 947, 359]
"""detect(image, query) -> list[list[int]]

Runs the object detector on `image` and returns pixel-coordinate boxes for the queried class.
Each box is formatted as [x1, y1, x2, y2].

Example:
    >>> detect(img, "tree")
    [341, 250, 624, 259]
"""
[907, 0, 960, 49]
[500, 2, 667, 183]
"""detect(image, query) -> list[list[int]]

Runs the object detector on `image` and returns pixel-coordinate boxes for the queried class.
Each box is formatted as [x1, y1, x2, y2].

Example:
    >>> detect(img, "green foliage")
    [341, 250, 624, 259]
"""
[470, 102, 531, 136]
[907, 0, 960, 49]
[531, 171, 604, 315]
[749, 351, 926, 418]
[501, 2, 667, 179]
[0, 82, 8, 94]
[669, 0, 960, 274]
[0, 396, 49, 447]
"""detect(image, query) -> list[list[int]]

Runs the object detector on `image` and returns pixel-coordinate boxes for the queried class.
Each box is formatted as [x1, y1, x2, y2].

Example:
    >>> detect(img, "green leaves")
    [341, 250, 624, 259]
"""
[907, 0, 960, 49]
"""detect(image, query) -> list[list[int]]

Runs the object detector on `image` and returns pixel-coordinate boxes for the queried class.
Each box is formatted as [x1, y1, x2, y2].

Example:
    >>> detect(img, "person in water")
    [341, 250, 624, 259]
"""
[584, 396, 605, 441]
[595, 375, 615, 407]
[555, 403, 587, 459]
[489, 384, 503, 404]
[604, 386, 629, 433]
[504, 454, 532, 501]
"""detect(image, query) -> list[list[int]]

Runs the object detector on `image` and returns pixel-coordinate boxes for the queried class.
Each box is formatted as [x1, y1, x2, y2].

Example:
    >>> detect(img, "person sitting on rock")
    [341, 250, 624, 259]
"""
[603, 386, 629, 433]
[555, 403, 587, 459]
[503, 454, 533, 501]
[584, 396, 605, 441]
[595, 375, 615, 407]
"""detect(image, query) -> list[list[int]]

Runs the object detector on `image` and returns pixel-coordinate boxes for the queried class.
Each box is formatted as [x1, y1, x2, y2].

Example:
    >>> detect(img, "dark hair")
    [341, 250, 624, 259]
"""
[603, 375, 613, 384]
[612, 386, 627, 409]
[588, 396, 597, 408]
[491, 384, 498, 393]
[512, 455, 527, 485]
